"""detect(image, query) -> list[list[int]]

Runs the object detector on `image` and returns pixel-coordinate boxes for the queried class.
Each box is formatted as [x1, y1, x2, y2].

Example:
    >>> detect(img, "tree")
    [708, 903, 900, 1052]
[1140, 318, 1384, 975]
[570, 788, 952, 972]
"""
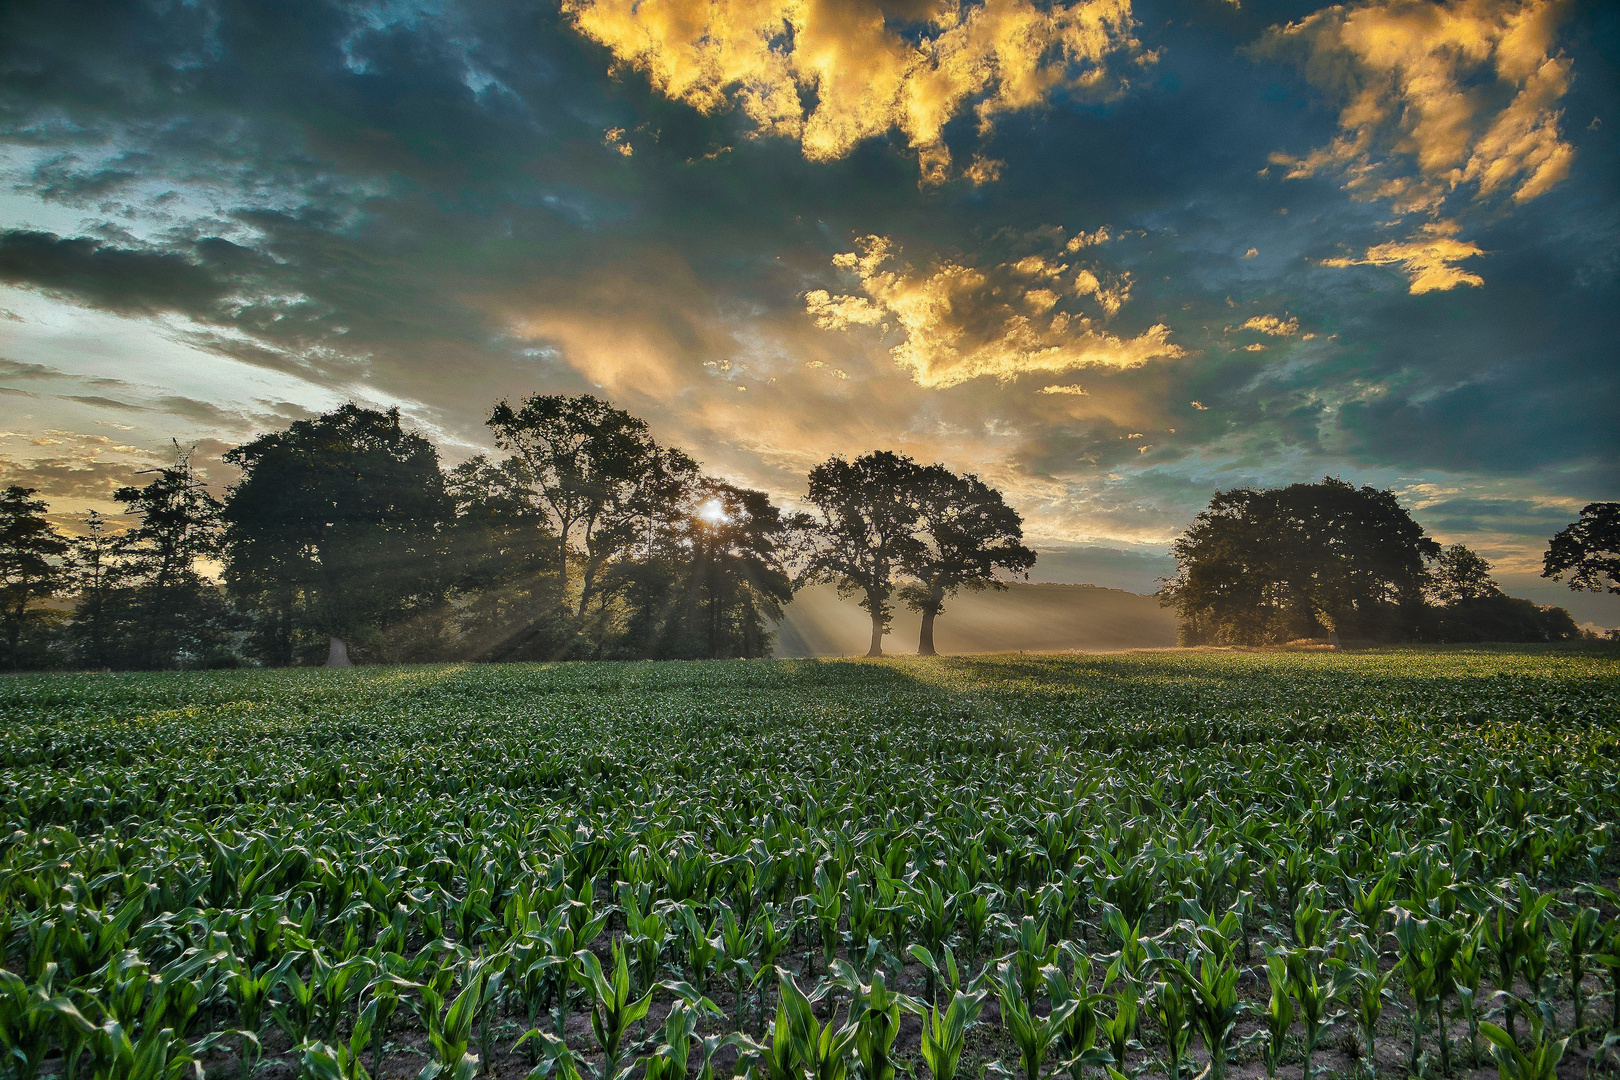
[114, 447, 232, 668]
[439, 454, 561, 659]
[900, 466, 1035, 655]
[222, 405, 449, 666]
[1159, 478, 1439, 645]
[800, 451, 926, 657]
[1543, 503, 1620, 594]
[0, 486, 68, 668]
[1429, 544, 1501, 606]
[63, 510, 124, 669]
[486, 394, 664, 616]
[685, 482, 797, 659]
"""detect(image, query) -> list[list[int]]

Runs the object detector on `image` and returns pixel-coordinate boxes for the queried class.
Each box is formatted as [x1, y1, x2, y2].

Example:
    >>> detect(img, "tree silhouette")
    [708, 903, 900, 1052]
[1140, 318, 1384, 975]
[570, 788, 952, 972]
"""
[114, 447, 230, 667]
[1159, 478, 1439, 645]
[486, 394, 664, 615]
[223, 405, 448, 665]
[1543, 503, 1620, 594]
[63, 510, 121, 669]
[800, 451, 926, 657]
[0, 486, 67, 668]
[900, 466, 1035, 655]
[1428, 544, 1500, 605]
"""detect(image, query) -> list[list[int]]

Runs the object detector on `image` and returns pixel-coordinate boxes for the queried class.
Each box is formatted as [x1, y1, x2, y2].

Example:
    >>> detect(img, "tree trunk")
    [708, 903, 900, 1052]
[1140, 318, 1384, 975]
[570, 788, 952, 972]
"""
[917, 608, 938, 656]
[325, 635, 353, 667]
[867, 609, 884, 657]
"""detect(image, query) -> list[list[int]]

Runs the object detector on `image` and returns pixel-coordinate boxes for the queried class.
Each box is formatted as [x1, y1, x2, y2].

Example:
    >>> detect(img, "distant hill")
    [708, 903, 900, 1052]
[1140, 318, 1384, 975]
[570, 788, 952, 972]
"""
[773, 581, 1178, 657]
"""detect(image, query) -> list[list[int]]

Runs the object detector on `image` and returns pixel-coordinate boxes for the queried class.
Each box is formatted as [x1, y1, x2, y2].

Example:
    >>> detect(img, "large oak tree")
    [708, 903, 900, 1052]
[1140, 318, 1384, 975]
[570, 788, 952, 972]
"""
[223, 405, 448, 666]
[1544, 502, 1620, 594]
[900, 466, 1035, 655]
[1159, 478, 1439, 645]
[800, 451, 926, 657]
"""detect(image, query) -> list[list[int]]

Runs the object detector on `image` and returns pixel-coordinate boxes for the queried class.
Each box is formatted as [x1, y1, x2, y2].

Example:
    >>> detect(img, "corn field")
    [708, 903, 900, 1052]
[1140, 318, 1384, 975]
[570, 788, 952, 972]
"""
[2, 648, 1618, 1080]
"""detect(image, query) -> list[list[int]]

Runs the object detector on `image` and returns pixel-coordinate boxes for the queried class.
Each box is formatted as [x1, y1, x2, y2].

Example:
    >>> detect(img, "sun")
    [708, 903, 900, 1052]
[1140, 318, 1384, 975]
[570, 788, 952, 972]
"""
[697, 498, 730, 525]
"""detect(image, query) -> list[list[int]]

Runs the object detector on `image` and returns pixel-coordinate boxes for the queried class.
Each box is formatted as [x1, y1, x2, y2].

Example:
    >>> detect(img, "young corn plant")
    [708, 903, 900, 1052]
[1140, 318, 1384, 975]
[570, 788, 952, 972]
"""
[1148, 978, 1191, 1080]
[678, 903, 721, 996]
[996, 961, 1078, 1080]
[363, 970, 417, 1080]
[1258, 953, 1294, 1080]
[1009, 917, 1057, 1011]
[718, 904, 757, 1033]
[851, 969, 907, 1080]
[797, 979, 861, 1080]
[639, 999, 736, 1080]
[813, 871, 844, 975]
[1550, 904, 1600, 1049]
[1480, 997, 1566, 1080]
[1335, 939, 1398, 1080]
[622, 890, 667, 995]
[908, 944, 965, 1009]
[572, 944, 653, 1080]
[909, 879, 959, 997]
[420, 965, 488, 1080]
[1099, 974, 1138, 1077]
[298, 993, 380, 1080]
[1452, 918, 1486, 1067]
[1164, 949, 1243, 1080]
[918, 989, 987, 1080]
[1396, 907, 1465, 1076]
[963, 889, 996, 973]
[0, 965, 93, 1080]
[1047, 953, 1112, 1080]
[1282, 947, 1336, 1080]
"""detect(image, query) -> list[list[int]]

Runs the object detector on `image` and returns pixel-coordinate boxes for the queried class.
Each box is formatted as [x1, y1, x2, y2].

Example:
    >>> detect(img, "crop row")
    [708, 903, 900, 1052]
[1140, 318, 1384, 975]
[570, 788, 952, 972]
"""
[0, 651, 1616, 1080]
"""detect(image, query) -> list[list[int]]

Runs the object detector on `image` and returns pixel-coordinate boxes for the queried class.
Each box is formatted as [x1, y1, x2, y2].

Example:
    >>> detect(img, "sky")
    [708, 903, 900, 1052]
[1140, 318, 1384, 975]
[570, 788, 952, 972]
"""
[0, 0, 1616, 623]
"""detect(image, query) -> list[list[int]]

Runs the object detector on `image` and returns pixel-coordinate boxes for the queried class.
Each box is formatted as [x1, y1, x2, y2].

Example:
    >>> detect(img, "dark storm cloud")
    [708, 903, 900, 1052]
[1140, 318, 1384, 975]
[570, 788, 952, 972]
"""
[0, 230, 225, 314]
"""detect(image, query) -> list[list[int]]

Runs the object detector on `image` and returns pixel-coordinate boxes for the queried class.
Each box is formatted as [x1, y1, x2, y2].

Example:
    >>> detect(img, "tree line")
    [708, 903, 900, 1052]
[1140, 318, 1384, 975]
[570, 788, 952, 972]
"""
[1156, 477, 1617, 646]
[0, 396, 1034, 669]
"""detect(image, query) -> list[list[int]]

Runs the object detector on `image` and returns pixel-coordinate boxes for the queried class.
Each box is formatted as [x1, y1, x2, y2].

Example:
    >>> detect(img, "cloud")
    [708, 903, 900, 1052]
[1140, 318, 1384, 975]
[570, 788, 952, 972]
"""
[1262, 0, 1575, 213]
[562, 0, 1145, 183]
[1241, 314, 1299, 335]
[1321, 219, 1485, 292]
[0, 230, 226, 315]
[805, 234, 1183, 388]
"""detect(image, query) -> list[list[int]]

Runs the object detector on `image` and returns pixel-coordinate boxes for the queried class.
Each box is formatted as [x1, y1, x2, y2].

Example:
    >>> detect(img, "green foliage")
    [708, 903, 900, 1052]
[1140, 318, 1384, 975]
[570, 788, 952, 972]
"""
[0, 648, 1616, 1078]
[1543, 501, 1620, 594]
[1159, 478, 1440, 644]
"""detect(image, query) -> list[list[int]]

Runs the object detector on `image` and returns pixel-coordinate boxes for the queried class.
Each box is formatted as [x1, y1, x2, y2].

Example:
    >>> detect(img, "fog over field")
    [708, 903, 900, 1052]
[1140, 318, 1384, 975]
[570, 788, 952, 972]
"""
[776, 582, 1177, 657]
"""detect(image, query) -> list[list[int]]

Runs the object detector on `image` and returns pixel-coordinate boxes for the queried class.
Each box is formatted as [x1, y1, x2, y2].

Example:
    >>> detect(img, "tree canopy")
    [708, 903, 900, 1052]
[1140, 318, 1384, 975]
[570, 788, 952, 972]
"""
[899, 466, 1035, 655]
[0, 486, 67, 668]
[798, 451, 1035, 656]
[799, 451, 927, 657]
[1159, 478, 1440, 645]
[1544, 502, 1620, 594]
[222, 404, 450, 664]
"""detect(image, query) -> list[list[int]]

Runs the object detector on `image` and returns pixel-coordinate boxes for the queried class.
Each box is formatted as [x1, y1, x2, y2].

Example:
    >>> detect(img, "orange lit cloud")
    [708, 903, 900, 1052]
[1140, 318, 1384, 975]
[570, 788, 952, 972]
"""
[562, 0, 1145, 183]
[1263, 0, 1574, 213]
[805, 234, 1183, 388]
[1241, 314, 1299, 335]
[1321, 219, 1485, 292]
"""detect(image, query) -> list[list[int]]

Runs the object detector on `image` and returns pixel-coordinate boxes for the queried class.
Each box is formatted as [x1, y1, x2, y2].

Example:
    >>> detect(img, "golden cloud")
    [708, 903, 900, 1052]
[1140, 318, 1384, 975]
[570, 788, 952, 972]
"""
[806, 234, 1183, 388]
[1263, 0, 1574, 213]
[562, 0, 1144, 183]
[1242, 314, 1299, 335]
[1321, 219, 1485, 292]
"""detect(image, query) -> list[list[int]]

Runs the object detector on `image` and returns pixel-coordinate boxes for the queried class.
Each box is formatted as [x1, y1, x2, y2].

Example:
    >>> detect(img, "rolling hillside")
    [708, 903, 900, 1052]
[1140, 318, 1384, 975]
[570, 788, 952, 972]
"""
[773, 581, 1178, 657]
